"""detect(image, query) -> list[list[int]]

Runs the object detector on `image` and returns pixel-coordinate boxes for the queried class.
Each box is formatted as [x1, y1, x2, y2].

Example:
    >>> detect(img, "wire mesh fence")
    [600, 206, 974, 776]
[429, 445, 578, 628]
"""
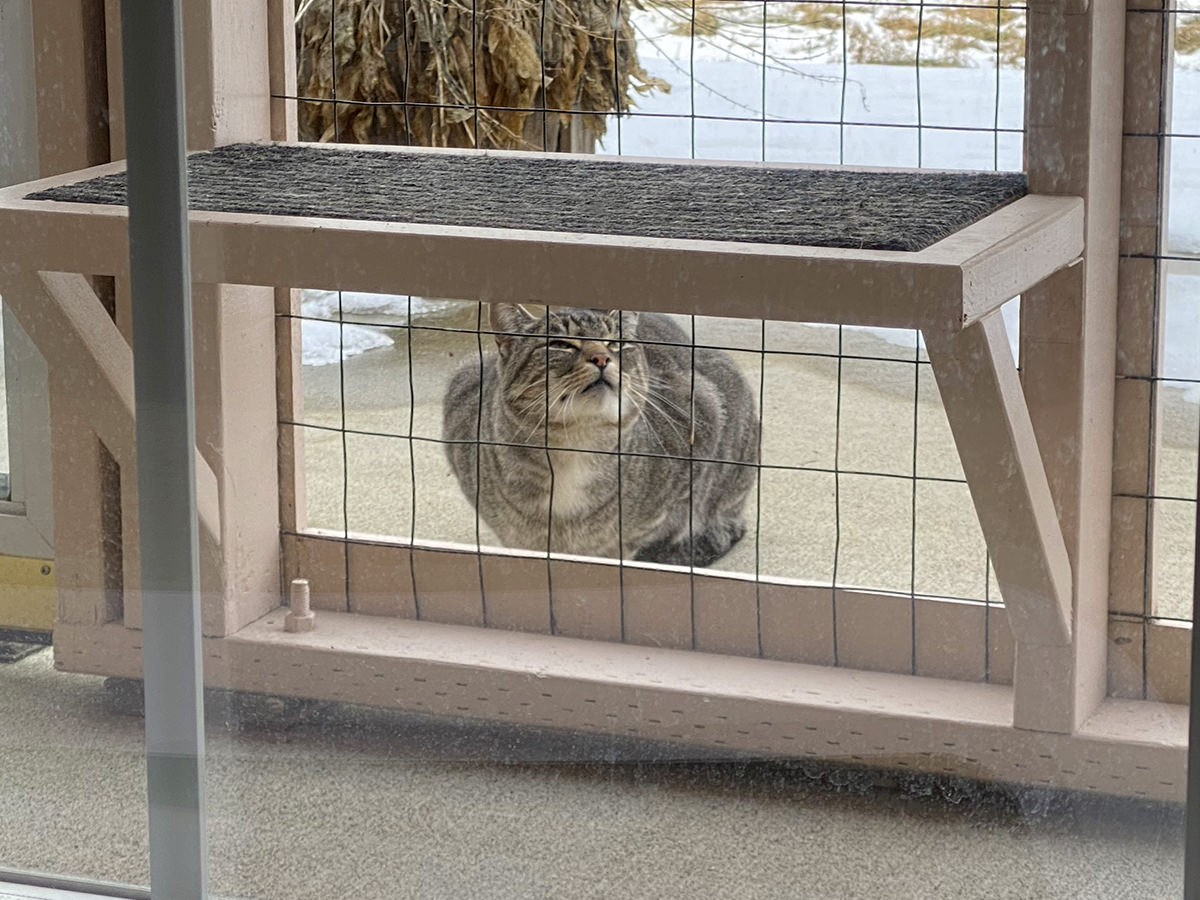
[292, 297, 1004, 596]
[274, 0, 1043, 679]
[1087, 3, 1199, 702]
[1102, 3, 1198, 638]
[1139, 5, 1199, 626]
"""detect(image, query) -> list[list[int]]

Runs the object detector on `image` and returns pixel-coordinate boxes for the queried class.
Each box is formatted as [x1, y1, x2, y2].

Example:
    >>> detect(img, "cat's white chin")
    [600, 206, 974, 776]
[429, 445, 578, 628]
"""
[564, 383, 626, 426]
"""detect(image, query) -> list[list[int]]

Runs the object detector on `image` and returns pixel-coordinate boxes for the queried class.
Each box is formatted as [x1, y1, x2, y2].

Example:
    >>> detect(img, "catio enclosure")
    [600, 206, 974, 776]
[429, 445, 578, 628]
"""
[0, 1, 1192, 801]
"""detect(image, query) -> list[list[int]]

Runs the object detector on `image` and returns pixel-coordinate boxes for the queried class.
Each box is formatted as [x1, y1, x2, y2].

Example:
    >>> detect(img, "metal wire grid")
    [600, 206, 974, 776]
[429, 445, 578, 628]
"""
[1115, 5, 1197, 639]
[277, 0, 1025, 678]
[283, 2, 1027, 154]
[285, 315, 1001, 650]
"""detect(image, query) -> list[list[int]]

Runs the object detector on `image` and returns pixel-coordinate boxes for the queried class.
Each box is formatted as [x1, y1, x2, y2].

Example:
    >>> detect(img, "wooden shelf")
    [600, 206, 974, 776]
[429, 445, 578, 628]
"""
[0, 142, 1082, 331]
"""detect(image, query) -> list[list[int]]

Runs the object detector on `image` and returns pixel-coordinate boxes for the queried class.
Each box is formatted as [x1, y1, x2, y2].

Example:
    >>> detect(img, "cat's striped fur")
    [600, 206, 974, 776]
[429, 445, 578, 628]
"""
[443, 303, 759, 567]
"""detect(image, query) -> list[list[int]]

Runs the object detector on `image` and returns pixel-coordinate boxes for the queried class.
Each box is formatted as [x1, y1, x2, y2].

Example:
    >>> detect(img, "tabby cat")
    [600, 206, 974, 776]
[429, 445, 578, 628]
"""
[443, 304, 759, 567]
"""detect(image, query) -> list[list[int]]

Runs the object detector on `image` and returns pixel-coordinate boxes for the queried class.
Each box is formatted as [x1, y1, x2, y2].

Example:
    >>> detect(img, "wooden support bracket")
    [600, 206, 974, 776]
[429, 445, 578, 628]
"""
[0, 266, 221, 543]
[924, 312, 1074, 649]
[0, 268, 134, 465]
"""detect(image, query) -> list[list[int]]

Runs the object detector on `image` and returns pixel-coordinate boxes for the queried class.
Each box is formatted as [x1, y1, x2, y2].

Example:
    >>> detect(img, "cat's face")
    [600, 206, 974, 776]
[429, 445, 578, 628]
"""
[490, 303, 647, 429]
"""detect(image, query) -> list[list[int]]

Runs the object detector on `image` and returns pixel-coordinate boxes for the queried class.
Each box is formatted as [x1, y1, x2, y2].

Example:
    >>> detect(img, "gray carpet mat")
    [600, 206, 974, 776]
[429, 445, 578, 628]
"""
[27, 142, 1027, 253]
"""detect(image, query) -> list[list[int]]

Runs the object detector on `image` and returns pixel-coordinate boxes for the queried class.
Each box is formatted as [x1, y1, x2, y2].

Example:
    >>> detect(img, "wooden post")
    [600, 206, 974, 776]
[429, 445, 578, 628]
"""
[31, 0, 112, 176]
[1018, 2, 1125, 732]
[267, 0, 298, 143]
[29, 1, 281, 639]
[268, 0, 303, 590]
[185, 2, 278, 636]
[23, 1, 115, 629]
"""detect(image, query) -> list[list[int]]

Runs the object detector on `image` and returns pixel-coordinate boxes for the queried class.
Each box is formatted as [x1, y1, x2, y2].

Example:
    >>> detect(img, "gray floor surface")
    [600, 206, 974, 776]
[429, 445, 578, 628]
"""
[0, 648, 1187, 900]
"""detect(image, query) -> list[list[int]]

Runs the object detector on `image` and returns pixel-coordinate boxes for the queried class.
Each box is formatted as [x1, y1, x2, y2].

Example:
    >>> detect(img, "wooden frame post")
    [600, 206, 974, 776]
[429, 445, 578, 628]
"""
[27, 1, 281, 640]
[1108, 2, 1180, 704]
[1018, 1, 1125, 732]
[30, 0, 111, 177]
[267, 0, 304, 547]
[182, 2, 279, 636]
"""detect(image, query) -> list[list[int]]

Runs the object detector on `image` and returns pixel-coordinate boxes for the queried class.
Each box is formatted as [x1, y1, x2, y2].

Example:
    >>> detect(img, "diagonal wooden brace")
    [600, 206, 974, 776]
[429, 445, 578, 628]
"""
[0, 266, 220, 538]
[1, 268, 135, 466]
[924, 312, 1073, 647]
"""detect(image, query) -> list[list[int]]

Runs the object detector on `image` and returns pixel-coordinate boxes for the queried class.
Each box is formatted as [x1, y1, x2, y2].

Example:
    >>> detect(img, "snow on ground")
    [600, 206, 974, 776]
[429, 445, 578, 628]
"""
[301, 320, 393, 368]
[301, 292, 461, 366]
[601, 60, 1025, 170]
[301, 293, 396, 366]
[630, 2, 1023, 69]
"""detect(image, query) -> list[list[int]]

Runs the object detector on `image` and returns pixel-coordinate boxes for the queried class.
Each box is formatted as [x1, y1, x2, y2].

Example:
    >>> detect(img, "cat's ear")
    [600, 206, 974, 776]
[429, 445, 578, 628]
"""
[607, 309, 639, 337]
[489, 303, 536, 356]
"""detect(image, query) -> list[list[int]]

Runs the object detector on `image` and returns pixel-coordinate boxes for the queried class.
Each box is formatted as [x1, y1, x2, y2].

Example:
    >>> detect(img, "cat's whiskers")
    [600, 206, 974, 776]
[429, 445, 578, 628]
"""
[513, 391, 553, 422]
[643, 375, 694, 418]
[641, 378, 695, 422]
[506, 388, 556, 446]
[513, 420, 547, 448]
[624, 384, 688, 449]
[509, 375, 577, 429]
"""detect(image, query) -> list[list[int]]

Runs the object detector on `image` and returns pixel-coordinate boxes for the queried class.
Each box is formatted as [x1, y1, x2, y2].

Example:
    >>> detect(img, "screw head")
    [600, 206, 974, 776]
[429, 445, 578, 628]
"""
[40, 565, 51, 576]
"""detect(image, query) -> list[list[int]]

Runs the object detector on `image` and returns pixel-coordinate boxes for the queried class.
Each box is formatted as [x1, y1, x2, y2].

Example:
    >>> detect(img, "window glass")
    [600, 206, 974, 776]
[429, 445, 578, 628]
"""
[0, 307, 9, 501]
[0, 0, 148, 892]
[1, 3, 1190, 900]
[194, 4, 1184, 898]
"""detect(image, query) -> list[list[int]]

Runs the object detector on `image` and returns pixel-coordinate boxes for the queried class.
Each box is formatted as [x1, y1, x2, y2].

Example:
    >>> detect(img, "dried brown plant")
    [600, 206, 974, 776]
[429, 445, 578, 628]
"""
[296, 0, 668, 149]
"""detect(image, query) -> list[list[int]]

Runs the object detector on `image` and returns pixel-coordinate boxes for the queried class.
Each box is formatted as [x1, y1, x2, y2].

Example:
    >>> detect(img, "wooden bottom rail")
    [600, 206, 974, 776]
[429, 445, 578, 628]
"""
[53, 610, 1186, 802]
[283, 532, 1019, 685]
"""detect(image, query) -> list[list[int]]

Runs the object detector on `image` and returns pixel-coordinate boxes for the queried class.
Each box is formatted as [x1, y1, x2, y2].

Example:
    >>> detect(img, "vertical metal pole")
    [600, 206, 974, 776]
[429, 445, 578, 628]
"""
[119, 1, 208, 898]
[1186, 410, 1200, 898]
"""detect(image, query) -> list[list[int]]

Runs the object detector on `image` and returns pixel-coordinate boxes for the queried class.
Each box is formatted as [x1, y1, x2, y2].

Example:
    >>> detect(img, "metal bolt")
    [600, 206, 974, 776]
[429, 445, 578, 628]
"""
[285, 578, 315, 633]
[40, 565, 51, 576]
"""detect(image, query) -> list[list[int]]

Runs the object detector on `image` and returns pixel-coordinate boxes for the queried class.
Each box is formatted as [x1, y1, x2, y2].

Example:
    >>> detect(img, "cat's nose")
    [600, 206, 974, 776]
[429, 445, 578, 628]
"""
[589, 352, 609, 369]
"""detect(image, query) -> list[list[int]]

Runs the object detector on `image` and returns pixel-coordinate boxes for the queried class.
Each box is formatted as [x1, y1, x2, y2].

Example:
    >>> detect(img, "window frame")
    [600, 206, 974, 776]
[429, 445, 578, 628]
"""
[0, 0, 53, 562]
[0, 305, 54, 559]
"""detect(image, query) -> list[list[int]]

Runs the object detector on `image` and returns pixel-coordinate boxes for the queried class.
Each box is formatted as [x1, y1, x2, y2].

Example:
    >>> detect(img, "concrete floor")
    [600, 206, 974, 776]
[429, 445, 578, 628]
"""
[0, 648, 1186, 900]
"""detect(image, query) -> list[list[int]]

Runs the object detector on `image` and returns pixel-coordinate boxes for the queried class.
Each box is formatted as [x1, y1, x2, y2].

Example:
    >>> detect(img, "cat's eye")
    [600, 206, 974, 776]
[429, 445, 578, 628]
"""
[546, 339, 576, 352]
[606, 341, 622, 353]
